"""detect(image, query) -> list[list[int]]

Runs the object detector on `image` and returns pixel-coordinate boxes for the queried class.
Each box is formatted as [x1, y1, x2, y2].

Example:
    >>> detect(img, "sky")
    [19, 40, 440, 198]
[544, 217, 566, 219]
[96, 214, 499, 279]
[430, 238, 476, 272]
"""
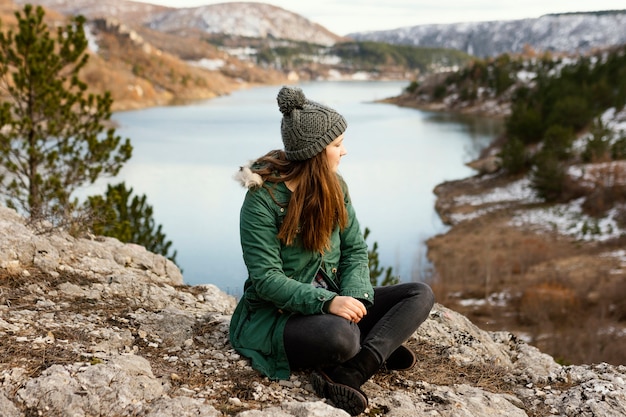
[131, 0, 626, 35]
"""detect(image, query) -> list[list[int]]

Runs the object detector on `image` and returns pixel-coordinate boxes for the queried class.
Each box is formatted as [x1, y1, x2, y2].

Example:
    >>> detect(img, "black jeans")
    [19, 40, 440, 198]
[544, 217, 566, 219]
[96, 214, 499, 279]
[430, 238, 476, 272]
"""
[283, 282, 435, 369]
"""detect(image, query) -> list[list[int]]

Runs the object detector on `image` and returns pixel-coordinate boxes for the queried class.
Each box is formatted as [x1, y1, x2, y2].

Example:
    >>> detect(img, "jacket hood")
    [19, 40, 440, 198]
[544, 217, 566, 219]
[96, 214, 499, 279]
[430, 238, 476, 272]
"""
[234, 163, 264, 190]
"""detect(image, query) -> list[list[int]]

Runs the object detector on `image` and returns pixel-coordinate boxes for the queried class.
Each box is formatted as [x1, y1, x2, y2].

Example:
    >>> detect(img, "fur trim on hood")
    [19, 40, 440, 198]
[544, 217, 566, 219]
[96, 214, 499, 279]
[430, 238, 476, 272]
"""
[234, 163, 264, 190]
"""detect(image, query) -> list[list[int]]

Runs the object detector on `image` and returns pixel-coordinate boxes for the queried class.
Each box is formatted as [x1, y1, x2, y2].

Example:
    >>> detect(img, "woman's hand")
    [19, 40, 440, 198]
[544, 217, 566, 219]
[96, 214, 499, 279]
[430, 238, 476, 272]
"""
[328, 296, 367, 323]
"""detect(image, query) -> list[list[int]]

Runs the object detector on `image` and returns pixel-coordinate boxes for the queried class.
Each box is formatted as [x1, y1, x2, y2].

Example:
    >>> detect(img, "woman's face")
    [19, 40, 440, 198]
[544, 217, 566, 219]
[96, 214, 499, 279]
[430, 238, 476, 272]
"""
[325, 134, 347, 172]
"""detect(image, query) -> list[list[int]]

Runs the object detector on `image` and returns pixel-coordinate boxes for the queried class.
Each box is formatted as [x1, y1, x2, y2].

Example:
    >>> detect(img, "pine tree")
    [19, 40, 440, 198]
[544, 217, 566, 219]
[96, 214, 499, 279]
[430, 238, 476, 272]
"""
[85, 183, 177, 264]
[364, 227, 399, 287]
[0, 5, 132, 223]
[530, 148, 566, 202]
[499, 136, 529, 174]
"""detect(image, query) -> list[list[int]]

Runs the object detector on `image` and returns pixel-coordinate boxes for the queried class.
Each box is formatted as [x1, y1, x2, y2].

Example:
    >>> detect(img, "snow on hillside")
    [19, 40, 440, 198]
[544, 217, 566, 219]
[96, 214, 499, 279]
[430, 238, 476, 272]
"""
[446, 105, 626, 245]
[510, 197, 623, 242]
[13, 0, 342, 46]
[350, 11, 626, 57]
[449, 169, 625, 243]
[14, 0, 169, 23]
[148, 2, 341, 46]
[449, 176, 623, 242]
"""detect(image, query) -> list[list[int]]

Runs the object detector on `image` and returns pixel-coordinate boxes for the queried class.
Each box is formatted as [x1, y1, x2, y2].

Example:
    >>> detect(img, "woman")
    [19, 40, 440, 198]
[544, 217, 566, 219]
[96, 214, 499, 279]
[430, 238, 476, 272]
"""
[230, 86, 435, 416]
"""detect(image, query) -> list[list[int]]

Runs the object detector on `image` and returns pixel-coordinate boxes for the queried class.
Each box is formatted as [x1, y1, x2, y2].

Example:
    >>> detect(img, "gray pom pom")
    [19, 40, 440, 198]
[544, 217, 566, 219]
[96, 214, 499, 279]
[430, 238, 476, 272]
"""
[277, 86, 306, 115]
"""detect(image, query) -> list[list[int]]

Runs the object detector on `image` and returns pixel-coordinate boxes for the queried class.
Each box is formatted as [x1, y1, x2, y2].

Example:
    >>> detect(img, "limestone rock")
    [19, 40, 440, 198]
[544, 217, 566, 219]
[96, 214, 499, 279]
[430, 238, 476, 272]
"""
[466, 154, 502, 174]
[16, 356, 164, 416]
[1, 204, 625, 417]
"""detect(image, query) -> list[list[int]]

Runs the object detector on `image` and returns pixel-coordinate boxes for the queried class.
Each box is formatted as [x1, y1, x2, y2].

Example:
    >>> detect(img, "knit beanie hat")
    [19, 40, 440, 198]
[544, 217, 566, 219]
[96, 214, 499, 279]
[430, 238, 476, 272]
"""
[277, 86, 347, 161]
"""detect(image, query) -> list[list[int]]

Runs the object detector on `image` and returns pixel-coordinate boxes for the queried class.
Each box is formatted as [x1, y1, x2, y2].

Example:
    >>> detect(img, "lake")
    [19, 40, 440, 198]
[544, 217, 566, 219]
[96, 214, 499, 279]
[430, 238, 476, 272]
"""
[97, 81, 503, 295]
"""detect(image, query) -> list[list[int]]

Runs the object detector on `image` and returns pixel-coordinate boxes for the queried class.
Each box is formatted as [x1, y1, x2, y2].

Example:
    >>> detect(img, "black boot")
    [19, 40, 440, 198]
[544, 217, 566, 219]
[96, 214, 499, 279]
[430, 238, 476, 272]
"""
[311, 348, 381, 416]
[311, 369, 368, 416]
[383, 344, 416, 371]
[328, 347, 381, 389]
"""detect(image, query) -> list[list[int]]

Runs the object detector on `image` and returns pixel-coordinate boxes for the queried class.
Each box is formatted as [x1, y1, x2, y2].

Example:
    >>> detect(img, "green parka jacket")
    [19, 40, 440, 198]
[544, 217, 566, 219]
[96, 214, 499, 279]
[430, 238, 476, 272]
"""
[229, 165, 374, 380]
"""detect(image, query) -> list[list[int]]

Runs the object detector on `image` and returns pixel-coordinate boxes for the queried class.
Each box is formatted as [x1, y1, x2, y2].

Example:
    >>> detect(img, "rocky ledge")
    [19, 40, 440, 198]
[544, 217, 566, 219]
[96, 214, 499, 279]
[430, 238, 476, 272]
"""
[0, 204, 625, 417]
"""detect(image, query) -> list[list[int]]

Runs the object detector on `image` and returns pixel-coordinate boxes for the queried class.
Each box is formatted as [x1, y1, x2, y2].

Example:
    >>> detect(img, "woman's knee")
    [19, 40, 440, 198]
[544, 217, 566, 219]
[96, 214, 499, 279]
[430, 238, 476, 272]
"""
[335, 328, 361, 360]
[284, 314, 361, 367]
[325, 320, 361, 361]
[388, 281, 435, 306]
[412, 282, 435, 308]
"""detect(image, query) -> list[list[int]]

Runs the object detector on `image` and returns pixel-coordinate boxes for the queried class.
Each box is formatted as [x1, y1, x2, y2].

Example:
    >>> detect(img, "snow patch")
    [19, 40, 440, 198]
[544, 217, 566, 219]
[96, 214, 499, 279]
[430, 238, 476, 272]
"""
[516, 70, 536, 82]
[188, 58, 225, 71]
[454, 178, 539, 206]
[84, 23, 99, 53]
[601, 249, 626, 275]
[510, 198, 624, 242]
[458, 292, 513, 308]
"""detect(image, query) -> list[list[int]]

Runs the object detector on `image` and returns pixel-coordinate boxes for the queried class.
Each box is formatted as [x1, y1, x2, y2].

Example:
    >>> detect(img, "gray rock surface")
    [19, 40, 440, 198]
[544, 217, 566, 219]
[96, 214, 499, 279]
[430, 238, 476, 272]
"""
[1, 204, 625, 416]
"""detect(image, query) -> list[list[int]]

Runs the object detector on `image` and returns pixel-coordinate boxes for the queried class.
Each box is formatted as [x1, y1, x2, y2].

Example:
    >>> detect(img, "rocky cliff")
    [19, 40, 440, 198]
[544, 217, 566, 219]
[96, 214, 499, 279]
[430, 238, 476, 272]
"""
[1, 204, 625, 417]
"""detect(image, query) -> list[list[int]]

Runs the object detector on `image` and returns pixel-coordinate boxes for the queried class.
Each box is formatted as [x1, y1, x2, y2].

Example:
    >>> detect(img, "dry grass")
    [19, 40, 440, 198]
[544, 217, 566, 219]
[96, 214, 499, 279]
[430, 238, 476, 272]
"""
[381, 339, 512, 391]
[0, 269, 125, 380]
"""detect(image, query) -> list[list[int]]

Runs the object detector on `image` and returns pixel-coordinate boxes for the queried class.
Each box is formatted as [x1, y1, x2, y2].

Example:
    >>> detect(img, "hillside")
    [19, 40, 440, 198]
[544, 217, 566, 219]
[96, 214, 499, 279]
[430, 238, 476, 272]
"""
[350, 10, 626, 58]
[145, 2, 344, 46]
[87, 16, 288, 109]
[1, 204, 625, 416]
[13, 0, 169, 22]
[382, 46, 626, 366]
[4, 0, 288, 110]
[82, 18, 285, 111]
[14, 0, 343, 45]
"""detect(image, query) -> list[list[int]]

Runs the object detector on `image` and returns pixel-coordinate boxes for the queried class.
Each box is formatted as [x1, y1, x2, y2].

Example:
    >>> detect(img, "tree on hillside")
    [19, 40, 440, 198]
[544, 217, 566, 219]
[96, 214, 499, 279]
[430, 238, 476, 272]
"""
[499, 136, 529, 175]
[84, 183, 177, 264]
[0, 5, 132, 223]
[530, 147, 567, 202]
[364, 227, 399, 287]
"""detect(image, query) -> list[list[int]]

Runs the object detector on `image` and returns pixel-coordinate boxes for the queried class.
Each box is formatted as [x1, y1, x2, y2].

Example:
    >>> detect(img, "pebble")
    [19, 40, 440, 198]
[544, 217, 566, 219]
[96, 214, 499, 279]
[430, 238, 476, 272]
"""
[228, 397, 243, 406]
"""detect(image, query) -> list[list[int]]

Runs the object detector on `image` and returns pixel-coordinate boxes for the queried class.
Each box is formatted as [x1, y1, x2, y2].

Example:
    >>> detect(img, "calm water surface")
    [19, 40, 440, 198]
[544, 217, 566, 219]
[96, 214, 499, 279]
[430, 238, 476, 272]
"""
[95, 81, 502, 295]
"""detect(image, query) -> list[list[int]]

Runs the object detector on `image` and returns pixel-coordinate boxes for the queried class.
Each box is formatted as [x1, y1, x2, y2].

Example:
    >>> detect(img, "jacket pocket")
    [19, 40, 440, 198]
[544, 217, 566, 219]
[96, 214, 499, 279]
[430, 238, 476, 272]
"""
[316, 267, 340, 293]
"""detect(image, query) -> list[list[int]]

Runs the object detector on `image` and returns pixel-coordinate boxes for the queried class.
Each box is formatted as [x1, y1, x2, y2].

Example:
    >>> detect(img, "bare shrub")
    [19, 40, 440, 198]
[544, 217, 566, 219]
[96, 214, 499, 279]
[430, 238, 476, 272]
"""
[531, 315, 626, 366]
[614, 204, 626, 228]
[513, 237, 554, 275]
[580, 161, 626, 216]
[517, 280, 580, 327]
[607, 276, 626, 322]
[582, 185, 626, 217]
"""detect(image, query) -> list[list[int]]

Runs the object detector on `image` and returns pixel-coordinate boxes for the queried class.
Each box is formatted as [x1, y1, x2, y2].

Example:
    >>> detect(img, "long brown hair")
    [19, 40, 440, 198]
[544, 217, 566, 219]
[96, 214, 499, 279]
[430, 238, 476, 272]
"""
[253, 150, 348, 253]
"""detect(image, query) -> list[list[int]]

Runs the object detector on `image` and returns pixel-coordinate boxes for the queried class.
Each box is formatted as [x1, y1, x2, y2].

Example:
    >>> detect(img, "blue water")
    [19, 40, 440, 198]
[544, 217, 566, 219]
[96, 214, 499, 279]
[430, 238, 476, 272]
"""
[87, 81, 502, 295]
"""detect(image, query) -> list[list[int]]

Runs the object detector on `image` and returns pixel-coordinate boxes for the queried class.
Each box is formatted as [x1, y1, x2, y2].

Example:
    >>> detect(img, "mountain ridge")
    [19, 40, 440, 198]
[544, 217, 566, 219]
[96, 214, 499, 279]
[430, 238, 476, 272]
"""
[146, 2, 344, 46]
[17, 0, 626, 58]
[14, 0, 344, 45]
[349, 10, 626, 57]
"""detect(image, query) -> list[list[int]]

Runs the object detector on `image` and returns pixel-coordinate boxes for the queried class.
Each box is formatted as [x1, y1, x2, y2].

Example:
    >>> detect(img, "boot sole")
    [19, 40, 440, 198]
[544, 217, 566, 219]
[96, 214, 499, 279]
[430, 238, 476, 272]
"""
[311, 369, 368, 416]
